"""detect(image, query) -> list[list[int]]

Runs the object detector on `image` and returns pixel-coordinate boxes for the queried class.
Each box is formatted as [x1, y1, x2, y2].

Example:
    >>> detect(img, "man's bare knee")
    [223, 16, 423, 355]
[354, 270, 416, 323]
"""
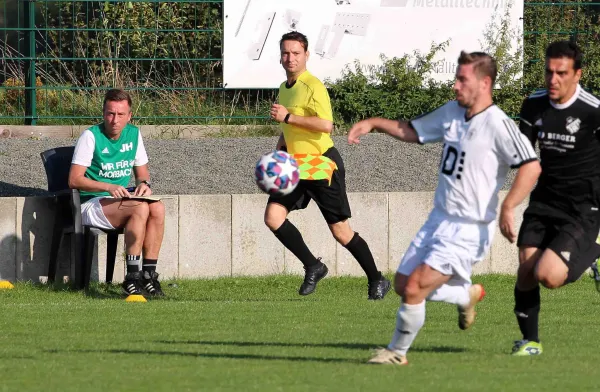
[148, 201, 165, 220]
[328, 220, 353, 245]
[403, 279, 421, 302]
[535, 250, 568, 290]
[264, 214, 282, 231]
[264, 204, 287, 231]
[132, 201, 150, 220]
[536, 270, 566, 289]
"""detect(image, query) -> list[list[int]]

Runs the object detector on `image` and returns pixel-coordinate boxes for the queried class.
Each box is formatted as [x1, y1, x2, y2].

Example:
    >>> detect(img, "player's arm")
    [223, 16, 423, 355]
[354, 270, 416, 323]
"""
[68, 164, 132, 198]
[518, 98, 538, 147]
[270, 104, 333, 133]
[495, 117, 541, 243]
[499, 160, 541, 243]
[132, 165, 152, 196]
[347, 118, 419, 144]
[286, 110, 333, 133]
[270, 83, 334, 133]
[348, 103, 451, 144]
[131, 132, 151, 196]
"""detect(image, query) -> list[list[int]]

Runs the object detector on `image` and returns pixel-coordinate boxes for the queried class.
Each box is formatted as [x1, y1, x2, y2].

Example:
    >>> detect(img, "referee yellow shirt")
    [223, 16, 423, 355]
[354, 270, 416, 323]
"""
[279, 70, 334, 155]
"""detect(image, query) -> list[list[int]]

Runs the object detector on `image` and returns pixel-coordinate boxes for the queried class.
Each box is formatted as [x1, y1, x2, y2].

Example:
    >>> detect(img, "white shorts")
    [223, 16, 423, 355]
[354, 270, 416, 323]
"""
[397, 210, 494, 284]
[81, 196, 115, 230]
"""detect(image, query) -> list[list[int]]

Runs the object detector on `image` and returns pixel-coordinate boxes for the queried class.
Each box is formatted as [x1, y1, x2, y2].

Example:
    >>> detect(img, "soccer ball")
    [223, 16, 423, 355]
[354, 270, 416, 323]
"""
[254, 150, 300, 196]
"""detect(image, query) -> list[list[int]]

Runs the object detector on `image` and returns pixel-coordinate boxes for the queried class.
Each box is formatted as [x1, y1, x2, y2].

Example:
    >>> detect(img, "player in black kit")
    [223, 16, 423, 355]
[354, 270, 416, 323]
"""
[510, 40, 600, 356]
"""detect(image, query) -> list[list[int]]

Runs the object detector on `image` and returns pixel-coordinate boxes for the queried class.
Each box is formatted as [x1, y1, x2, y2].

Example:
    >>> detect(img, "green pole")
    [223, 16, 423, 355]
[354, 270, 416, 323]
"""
[23, 0, 36, 125]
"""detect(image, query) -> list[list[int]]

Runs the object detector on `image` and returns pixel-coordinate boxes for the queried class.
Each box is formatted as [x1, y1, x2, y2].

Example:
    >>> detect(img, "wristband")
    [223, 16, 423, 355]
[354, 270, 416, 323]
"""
[284, 113, 291, 124]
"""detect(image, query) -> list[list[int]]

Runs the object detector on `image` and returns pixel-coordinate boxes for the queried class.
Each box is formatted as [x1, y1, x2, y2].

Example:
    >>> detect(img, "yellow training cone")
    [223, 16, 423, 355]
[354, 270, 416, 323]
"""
[125, 294, 147, 303]
[0, 281, 14, 289]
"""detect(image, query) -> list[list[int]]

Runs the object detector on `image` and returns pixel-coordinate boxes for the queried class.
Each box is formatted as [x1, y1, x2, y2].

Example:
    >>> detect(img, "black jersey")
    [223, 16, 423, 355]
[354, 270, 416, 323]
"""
[519, 85, 600, 214]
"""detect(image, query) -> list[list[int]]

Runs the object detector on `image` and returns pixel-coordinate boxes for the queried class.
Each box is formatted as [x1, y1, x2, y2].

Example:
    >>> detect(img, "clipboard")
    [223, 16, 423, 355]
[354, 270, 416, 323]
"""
[123, 195, 163, 202]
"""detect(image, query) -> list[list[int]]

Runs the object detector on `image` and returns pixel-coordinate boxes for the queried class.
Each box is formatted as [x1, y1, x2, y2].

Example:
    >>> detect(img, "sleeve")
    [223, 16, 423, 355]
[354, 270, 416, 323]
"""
[496, 117, 538, 168]
[594, 108, 600, 141]
[408, 102, 453, 144]
[518, 98, 538, 147]
[71, 129, 95, 167]
[309, 83, 334, 121]
[134, 131, 149, 166]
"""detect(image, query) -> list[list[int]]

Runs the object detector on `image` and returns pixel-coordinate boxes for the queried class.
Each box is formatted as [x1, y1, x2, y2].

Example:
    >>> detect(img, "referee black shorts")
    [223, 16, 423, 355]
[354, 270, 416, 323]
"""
[517, 202, 600, 283]
[267, 147, 351, 225]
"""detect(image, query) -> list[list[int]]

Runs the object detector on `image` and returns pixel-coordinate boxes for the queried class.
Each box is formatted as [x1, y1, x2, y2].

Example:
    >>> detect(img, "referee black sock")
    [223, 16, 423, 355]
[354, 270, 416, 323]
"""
[273, 219, 320, 269]
[514, 285, 541, 343]
[344, 232, 382, 282]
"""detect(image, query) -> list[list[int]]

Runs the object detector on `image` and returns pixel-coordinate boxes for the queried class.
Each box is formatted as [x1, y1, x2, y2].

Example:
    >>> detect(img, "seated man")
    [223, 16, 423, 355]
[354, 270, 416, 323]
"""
[68, 88, 166, 297]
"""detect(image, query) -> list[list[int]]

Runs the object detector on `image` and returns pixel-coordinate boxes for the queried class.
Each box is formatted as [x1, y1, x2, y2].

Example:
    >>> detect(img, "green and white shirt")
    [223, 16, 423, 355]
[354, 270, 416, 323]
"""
[72, 123, 149, 202]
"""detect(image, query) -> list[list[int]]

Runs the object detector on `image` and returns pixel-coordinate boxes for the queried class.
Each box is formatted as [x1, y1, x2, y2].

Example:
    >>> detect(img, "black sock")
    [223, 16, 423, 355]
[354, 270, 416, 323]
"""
[143, 258, 157, 274]
[273, 219, 320, 268]
[126, 254, 141, 274]
[514, 285, 541, 342]
[344, 232, 381, 281]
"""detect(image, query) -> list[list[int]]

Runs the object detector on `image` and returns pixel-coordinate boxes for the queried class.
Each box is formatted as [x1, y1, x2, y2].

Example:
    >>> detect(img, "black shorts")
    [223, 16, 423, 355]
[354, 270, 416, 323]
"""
[267, 147, 351, 225]
[517, 202, 600, 283]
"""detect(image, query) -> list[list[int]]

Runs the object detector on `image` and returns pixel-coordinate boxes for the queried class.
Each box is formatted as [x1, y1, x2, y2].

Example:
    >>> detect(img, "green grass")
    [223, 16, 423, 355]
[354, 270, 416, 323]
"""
[0, 274, 598, 391]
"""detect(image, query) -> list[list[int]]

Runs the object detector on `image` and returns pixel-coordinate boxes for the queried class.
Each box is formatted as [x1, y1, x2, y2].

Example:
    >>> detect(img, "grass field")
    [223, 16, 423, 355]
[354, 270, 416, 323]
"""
[0, 274, 598, 391]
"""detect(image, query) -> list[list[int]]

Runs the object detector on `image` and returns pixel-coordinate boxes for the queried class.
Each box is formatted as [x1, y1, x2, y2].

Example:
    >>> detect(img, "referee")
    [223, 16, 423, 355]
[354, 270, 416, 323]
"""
[265, 31, 391, 300]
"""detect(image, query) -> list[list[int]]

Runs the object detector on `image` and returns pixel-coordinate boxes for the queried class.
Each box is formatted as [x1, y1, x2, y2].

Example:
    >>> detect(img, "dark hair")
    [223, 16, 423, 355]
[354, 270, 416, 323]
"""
[457, 51, 497, 86]
[280, 31, 308, 51]
[103, 89, 132, 109]
[545, 40, 582, 70]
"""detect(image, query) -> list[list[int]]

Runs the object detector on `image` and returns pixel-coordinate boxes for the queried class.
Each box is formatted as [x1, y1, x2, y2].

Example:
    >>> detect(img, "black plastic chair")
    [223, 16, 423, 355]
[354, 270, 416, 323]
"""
[40, 146, 123, 289]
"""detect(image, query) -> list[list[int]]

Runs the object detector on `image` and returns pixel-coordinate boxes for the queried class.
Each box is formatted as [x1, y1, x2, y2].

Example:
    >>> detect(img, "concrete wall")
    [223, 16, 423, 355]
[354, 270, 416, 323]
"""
[0, 191, 527, 283]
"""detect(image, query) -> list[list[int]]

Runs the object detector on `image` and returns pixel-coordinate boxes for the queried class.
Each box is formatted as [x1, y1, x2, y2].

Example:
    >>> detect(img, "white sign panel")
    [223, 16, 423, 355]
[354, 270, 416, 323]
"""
[223, 0, 523, 88]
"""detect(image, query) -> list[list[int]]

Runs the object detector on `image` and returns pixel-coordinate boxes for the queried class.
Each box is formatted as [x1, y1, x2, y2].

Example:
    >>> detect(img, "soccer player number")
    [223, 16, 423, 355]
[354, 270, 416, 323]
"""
[441, 145, 458, 175]
[441, 145, 464, 179]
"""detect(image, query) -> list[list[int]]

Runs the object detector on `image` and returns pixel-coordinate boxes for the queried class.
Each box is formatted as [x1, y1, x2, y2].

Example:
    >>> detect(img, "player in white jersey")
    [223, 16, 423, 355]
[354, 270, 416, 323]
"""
[347, 51, 542, 365]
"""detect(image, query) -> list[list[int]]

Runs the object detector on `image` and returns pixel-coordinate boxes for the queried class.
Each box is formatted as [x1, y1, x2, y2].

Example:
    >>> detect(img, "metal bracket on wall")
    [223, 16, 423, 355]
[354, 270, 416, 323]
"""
[325, 13, 371, 59]
[314, 25, 331, 56]
[283, 9, 302, 31]
[247, 11, 276, 61]
[235, 0, 252, 37]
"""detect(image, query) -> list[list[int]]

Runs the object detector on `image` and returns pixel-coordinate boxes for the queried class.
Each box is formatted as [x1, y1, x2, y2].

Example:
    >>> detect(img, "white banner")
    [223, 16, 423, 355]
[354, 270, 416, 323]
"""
[223, 0, 523, 88]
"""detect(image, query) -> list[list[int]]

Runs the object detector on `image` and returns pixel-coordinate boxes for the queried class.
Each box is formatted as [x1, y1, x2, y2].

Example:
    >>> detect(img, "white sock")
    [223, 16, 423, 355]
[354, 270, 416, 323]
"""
[387, 300, 426, 356]
[427, 283, 470, 308]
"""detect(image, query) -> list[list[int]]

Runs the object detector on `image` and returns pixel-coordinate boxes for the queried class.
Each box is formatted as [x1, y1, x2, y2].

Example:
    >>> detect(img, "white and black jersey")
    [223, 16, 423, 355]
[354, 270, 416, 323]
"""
[519, 84, 600, 212]
[410, 101, 538, 224]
